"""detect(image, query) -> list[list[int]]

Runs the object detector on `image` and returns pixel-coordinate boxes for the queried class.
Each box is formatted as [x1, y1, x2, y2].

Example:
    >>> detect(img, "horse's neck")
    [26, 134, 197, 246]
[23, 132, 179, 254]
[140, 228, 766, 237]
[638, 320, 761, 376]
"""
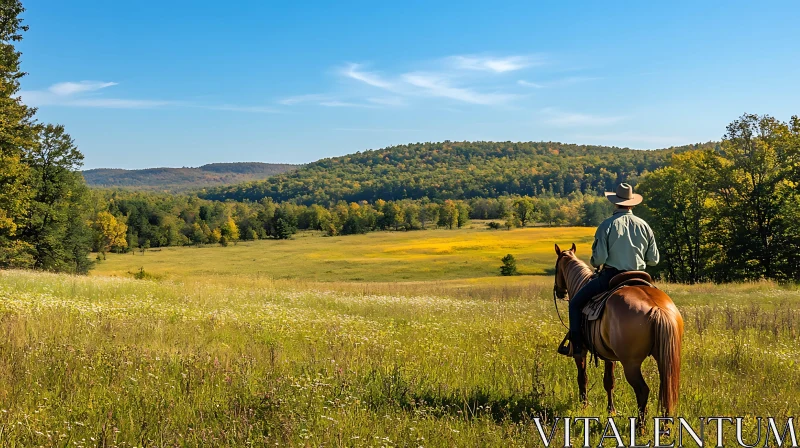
[564, 258, 593, 298]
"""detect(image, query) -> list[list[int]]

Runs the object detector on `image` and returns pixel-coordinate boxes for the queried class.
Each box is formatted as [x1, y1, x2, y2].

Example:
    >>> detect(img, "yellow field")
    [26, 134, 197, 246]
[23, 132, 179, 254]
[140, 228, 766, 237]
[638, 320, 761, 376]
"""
[92, 225, 596, 283]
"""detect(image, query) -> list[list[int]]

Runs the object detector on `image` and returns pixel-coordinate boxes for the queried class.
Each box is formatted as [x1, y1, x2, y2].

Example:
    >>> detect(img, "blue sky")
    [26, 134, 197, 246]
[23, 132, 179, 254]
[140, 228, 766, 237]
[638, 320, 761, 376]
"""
[18, 1, 800, 169]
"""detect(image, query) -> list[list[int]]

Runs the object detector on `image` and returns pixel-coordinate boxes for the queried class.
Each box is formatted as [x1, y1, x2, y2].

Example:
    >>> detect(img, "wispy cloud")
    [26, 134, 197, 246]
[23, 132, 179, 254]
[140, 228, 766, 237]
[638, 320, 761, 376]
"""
[448, 55, 544, 73]
[402, 72, 517, 105]
[279, 92, 397, 109]
[21, 81, 277, 113]
[21, 83, 173, 109]
[341, 63, 394, 89]
[48, 81, 118, 96]
[335, 58, 522, 106]
[289, 53, 593, 109]
[540, 108, 625, 127]
[517, 80, 545, 88]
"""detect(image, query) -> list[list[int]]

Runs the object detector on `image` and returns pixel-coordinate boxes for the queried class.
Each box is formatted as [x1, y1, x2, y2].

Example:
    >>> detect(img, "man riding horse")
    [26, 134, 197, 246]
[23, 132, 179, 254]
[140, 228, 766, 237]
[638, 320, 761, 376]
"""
[557, 183, 660, 357]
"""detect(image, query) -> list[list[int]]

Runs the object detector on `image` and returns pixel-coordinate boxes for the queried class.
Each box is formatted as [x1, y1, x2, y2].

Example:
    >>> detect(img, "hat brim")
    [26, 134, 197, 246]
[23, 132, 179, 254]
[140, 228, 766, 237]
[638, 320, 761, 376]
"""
[604, 192, 643, 206]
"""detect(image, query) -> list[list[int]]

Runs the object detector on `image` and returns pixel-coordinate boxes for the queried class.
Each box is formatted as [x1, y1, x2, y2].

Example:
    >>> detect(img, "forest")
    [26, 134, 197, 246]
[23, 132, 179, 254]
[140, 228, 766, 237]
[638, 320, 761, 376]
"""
[0, 1, 797, 282]
[200, 141, 717, 204]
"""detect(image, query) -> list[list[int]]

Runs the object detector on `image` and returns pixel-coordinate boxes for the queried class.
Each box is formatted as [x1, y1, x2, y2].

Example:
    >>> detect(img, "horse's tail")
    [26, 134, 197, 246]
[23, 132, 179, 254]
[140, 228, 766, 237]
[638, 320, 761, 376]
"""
[650, 301, 683, 415]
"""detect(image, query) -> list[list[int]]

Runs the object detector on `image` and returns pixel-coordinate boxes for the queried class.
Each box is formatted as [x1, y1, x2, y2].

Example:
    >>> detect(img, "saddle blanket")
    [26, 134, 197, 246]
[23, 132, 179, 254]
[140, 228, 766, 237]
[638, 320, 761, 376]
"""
[582, 277, 655, 321]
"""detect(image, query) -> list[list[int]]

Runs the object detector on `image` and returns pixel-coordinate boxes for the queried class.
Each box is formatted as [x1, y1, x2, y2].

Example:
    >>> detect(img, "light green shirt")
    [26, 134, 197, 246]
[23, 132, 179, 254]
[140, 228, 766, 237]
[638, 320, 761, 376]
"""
[590, 209, 659, 271]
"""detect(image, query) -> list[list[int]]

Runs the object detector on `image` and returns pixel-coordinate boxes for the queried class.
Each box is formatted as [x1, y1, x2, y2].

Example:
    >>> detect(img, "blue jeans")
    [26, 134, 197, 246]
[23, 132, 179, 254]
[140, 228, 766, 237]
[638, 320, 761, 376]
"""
[568, 267, 621, 348]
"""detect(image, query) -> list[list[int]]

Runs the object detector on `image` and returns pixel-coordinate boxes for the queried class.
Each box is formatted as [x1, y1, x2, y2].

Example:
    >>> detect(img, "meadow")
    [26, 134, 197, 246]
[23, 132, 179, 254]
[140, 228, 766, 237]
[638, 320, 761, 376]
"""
[0, 226, 799, 446]
[90, 224, 597, 283]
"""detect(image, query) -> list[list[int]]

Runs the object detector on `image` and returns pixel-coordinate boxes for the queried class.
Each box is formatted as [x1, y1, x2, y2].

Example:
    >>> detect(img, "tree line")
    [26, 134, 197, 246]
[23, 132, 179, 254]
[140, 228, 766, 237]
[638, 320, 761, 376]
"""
[639, 113, 800, 283]
[86, 190, 615, 258]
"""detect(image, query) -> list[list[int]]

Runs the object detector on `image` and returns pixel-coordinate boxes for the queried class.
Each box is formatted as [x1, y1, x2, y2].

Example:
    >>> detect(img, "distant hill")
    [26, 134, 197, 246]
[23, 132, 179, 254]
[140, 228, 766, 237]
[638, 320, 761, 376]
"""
[83, 162, 299, 192]
[200, 141, 718, 204]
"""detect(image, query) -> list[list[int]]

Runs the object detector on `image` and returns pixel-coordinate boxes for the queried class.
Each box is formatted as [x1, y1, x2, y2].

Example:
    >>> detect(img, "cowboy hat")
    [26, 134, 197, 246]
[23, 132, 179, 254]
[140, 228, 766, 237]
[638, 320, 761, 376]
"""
[604, 183, 643, 206]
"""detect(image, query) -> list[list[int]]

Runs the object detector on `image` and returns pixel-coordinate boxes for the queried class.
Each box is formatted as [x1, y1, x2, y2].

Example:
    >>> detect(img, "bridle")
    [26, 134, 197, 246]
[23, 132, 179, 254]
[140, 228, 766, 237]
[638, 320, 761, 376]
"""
[553, 254, 570, 330]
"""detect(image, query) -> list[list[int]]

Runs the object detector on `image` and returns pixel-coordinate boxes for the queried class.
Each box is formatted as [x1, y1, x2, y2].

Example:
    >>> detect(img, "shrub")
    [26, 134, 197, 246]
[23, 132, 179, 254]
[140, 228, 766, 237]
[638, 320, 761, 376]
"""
[500, 254, 518, 276]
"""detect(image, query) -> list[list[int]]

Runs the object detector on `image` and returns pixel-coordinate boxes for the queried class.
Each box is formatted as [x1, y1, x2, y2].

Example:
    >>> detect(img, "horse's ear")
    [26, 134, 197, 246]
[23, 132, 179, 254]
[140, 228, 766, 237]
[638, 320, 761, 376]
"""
[571, 243, 576, 253]
[555, 244, 561, 255]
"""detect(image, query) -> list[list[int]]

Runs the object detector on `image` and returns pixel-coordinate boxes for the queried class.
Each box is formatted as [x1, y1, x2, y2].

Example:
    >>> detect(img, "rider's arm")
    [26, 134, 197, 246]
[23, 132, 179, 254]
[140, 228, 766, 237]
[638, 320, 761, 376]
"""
[590, 225, 608, 268]
[645, 224, 660, 266]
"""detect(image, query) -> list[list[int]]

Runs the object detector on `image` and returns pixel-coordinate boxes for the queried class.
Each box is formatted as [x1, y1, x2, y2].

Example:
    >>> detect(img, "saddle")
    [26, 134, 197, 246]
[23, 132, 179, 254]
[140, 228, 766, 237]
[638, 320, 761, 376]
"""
[582, 271, 654, 321]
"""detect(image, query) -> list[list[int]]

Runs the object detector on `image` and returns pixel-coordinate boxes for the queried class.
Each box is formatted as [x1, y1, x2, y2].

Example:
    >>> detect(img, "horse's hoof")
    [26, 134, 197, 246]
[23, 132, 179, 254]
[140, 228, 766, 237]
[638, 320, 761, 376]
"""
[607, 407, 617, 416]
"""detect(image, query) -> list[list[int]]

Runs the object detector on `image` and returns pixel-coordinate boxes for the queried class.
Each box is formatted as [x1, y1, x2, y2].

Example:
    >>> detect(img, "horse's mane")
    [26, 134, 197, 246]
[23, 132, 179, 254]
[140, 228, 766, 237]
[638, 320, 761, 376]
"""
[561, 252, 593, 295]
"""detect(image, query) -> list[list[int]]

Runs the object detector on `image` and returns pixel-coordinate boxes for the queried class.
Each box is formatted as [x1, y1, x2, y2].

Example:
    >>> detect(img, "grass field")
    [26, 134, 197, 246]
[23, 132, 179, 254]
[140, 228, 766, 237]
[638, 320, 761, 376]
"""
[90, 224, 596, 283]
[1, 226, 799, 446]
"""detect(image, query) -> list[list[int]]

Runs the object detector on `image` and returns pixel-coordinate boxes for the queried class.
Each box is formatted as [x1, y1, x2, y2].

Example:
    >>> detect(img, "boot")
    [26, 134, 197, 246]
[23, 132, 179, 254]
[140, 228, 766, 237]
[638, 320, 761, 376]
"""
[557, 333, 583, 357]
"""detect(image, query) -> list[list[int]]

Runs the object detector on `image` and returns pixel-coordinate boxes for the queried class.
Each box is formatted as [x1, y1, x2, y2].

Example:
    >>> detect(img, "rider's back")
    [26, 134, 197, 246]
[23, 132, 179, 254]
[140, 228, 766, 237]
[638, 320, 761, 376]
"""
[591, 209, 659, 271]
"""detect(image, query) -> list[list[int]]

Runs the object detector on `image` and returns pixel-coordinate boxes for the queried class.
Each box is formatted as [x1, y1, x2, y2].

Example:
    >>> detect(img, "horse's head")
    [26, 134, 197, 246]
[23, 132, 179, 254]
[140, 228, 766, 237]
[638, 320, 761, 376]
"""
[553, 243, 577, 300]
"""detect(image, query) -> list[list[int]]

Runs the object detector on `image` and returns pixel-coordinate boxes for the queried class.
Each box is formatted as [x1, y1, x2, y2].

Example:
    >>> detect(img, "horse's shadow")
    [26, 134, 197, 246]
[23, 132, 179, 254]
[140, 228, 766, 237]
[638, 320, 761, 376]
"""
[398, 389, 570, 424]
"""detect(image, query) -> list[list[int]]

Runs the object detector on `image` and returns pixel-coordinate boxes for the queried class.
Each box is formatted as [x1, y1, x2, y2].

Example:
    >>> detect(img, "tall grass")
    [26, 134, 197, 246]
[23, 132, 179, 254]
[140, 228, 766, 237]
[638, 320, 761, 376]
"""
[0, 270, 798, 446]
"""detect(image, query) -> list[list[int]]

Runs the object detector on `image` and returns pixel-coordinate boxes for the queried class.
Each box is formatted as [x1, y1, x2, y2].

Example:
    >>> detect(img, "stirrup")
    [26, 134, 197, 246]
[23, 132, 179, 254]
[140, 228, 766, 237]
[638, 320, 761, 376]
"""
[557, 334, 574, 356]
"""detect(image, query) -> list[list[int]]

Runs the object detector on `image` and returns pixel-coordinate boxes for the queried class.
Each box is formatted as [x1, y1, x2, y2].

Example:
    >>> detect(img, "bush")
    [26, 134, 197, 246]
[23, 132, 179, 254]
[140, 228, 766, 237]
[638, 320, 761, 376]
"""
[487, 222, 502, 230]
[500, 254, 518, 276]
[131, 267, 162, 281]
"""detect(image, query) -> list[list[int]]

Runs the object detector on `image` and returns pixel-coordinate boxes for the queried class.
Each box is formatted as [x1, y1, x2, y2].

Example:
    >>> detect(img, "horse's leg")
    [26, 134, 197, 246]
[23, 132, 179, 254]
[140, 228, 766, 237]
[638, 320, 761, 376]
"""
[604, 360, 616, 414]
[621, 360, 649, 434]
[574, 355, 588, 406]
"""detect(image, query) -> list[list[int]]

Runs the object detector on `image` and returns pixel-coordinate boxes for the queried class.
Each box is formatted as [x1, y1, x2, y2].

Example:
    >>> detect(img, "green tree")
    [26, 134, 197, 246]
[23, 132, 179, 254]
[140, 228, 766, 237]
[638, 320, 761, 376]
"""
[513, 198, 535, 227]
[500, 254, 518, 276]
[580, 197, 611, 227]
[384, 202, 405, 231]
[402, 202, 421, 230]
[639, 151, 718, 283]
[0, 0, 36, 268]
[420, 202, 439, 229]
[504, 214, 520, 230]
[438, 200, 458, 229]
[20, 124, 92, 272]
[190, 222, 206, 245]
[456, 202, 470, 228]
[714, 114, 800, 280]
[274, 218, 292, 239]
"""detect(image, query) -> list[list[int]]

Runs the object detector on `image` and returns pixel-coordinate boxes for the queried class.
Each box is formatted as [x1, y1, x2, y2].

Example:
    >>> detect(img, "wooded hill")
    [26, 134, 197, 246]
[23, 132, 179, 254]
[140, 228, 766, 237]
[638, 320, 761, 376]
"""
[82, 162, 298, 192]
[200, 141, 718, 204]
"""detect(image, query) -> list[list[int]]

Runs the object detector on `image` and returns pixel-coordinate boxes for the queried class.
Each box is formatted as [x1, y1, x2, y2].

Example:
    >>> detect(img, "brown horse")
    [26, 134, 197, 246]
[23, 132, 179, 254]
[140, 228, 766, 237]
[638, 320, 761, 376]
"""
[553, 243, 683, 425]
